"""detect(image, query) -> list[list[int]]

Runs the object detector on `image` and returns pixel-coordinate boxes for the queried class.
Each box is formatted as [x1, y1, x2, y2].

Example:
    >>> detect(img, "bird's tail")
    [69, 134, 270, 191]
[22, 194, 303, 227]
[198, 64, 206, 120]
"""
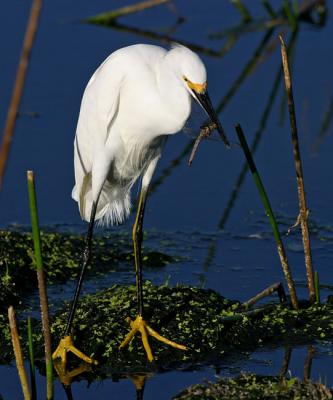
[72, 173, 131, 226]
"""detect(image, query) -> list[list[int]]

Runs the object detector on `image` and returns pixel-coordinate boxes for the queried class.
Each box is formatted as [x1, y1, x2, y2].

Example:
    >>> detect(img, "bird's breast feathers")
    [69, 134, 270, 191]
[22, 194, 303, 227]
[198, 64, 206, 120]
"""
[118, 77, 191, 137]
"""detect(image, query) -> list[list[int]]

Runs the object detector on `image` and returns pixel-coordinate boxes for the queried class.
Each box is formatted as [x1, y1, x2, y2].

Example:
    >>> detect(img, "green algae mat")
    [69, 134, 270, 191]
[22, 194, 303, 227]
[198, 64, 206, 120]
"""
[49, 284, 333, 370]
[0, 230, 175, 309]
[173, 374, 333, 399]
[1, 281, 333, 371]
[1, 230, 333, 398]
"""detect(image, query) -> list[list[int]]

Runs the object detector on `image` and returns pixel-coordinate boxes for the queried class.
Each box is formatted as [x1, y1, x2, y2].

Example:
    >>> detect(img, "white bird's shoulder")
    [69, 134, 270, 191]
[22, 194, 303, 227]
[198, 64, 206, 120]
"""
[86, 44, 167, 87]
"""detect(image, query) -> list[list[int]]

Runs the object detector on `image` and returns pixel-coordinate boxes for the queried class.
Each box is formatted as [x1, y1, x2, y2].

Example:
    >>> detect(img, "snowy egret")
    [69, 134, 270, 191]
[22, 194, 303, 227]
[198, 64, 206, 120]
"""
[52, 43, 229, 366]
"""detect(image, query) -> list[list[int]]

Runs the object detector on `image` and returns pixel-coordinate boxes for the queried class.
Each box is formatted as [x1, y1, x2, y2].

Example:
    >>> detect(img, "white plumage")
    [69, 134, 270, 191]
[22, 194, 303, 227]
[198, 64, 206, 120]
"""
[72, 44, 208, 226]
[53, 43, 229, 366]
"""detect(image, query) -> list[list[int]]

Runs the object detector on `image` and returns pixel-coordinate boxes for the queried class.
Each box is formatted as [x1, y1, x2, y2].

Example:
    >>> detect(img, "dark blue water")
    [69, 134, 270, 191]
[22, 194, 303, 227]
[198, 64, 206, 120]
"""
[1, 1, 333, 399]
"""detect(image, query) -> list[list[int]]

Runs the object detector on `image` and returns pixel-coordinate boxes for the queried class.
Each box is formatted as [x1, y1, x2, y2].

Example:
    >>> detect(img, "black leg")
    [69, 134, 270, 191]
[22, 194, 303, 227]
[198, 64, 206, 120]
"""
[119, 185, 187, 361]
[64, 200, 98, 336]
[63, 384, 73, 400]
[132, 188, 148, 317]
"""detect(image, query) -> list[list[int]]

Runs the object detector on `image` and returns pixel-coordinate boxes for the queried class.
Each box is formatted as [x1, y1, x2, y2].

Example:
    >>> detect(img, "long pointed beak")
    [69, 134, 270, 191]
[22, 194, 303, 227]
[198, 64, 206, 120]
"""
[194, 90, 230, 148]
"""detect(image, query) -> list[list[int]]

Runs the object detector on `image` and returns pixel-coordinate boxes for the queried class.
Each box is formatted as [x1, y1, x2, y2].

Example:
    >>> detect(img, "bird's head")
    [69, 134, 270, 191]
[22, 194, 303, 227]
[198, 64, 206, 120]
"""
[169, 44, 230, 147]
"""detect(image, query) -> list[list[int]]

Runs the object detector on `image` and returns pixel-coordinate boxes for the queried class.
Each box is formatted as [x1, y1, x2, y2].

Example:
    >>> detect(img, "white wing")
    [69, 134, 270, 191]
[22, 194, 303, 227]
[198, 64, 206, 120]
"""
[72, 52, 124, 221]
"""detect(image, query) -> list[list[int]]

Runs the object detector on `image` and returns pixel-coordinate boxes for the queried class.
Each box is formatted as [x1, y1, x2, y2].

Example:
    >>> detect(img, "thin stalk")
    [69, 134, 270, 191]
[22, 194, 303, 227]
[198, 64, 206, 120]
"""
[218, 29, 298, 230]
[8, 306, 32, 400]
[314, 270, 320, 303]
[242, 282, 287, 310]
[96, 21, 234, 58]
[0, 0, 42, 189]
[304, 345, 315, 382]
[261, 0, 276, 18]
[27, 317, 37, 400]
[87, 0, 169, 24]
[279, 35, 316, 304]
[279, 347, 292, 378]
[283, 0, 297, 30]
[27, 171, 53, 400]
[230, 0, 252, 22]
[236, 124, 298, 310]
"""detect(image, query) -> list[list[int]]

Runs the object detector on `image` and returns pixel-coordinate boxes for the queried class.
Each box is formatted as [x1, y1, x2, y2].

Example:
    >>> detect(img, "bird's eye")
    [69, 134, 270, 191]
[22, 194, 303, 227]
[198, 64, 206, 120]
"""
[183, 76, 188, 82]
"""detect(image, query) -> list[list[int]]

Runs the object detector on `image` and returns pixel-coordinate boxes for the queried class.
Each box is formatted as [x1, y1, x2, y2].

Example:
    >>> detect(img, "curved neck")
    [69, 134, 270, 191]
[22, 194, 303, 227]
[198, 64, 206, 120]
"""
[156, 53, 191, 120]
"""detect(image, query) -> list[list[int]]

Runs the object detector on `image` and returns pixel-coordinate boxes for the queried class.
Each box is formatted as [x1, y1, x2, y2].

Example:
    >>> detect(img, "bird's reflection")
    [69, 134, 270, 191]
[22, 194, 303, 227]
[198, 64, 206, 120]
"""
[54, 360, 91, 400]
[128, 373, 154, 400]
[54, 345, 317, 399]
[55, 362, 153, 400]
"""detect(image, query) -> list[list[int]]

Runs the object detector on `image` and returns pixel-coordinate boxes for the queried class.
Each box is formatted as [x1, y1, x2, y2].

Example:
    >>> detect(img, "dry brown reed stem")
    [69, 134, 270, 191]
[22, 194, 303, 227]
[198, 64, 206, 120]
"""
[8, 306, 32, 400]
[0, 0, 42, 189]
[242, 282, 286, 309]
[279, 35, 316, 304]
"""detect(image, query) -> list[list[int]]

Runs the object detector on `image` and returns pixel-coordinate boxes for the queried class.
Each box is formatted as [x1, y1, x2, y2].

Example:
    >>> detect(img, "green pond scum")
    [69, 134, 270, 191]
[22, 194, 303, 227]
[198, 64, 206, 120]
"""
[1, 230, 333, 393]
[173, 373, 333, 399]
[48, 284, 333, 372]
[0, 230, 175, 309]
[1, 282, 333, 371]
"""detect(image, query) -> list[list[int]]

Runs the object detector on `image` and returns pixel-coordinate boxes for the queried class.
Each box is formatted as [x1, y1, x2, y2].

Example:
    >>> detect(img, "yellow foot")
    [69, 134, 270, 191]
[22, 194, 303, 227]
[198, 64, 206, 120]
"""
[52, 336, 98, 367]
[119, 316, 187, 362]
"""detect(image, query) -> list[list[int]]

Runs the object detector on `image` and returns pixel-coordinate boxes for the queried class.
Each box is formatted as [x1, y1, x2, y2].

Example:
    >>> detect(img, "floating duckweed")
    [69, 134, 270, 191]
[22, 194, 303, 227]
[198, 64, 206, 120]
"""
[174, 373, 332, 399]
[33, 283, 333, 372]
[1, 283, 333, 372]
[0, 230, 176, 310]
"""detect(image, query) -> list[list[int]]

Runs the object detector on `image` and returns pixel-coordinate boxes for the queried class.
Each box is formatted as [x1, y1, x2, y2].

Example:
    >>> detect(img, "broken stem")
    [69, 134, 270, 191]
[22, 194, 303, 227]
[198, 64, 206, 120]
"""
[242, 282, 287, 309]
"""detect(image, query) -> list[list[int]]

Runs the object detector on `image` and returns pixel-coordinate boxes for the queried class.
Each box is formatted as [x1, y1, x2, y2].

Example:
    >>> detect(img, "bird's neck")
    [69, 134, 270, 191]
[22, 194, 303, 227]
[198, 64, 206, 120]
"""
[156, 55, 192, 127]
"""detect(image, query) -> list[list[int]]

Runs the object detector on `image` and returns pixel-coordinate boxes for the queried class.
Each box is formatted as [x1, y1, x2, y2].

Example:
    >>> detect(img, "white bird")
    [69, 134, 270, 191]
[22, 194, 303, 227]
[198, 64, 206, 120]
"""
[52, 43, 229, 367]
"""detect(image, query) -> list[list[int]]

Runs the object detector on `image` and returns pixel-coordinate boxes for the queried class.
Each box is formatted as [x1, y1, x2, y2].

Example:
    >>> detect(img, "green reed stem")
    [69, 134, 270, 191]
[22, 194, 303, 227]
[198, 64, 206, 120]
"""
[27, 317, 36, 399]
[87, 0, 169, 25]
[230, 0, 252, 22]
[261, 0, 276, 18]
[8, 306, 31, 400]
[235, 124, 298, 310]
[283, 0, 297, 30]
[314, 270, 320, 304]
[27, 171, 53, 400]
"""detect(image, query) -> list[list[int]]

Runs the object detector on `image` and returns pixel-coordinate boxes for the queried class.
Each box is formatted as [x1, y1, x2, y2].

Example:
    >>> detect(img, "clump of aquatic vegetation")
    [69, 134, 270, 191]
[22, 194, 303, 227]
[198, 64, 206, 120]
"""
[174, 373, 333, 400]
[0, 0, 332, 398]
[1, 283, 333, 371]
[0, 230, 176, 309]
